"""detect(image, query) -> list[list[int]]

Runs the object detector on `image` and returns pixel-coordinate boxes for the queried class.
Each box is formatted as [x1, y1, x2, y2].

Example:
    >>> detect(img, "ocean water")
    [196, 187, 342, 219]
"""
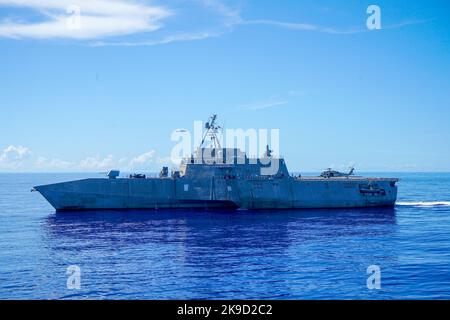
[0, 173, 449, 300]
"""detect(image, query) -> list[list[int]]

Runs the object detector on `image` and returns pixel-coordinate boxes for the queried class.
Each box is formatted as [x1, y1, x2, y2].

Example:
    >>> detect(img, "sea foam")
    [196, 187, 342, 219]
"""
[396, 201, 450, 207]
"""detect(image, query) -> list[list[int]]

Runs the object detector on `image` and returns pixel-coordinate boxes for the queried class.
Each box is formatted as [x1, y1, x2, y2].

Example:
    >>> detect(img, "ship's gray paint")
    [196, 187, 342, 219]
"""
[34, 147, 398, 211]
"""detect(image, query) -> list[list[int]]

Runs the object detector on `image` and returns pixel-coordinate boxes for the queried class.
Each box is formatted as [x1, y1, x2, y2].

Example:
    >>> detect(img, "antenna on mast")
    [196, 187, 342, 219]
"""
[200, 114, 222, 149]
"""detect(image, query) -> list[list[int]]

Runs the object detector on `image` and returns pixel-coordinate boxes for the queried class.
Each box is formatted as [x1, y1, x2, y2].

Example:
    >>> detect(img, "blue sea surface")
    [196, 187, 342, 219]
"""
[0, 173, 449, 300]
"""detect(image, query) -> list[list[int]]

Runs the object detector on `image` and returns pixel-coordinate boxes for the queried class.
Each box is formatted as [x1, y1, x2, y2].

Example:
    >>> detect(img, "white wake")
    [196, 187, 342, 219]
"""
[396, 201, 450, 207]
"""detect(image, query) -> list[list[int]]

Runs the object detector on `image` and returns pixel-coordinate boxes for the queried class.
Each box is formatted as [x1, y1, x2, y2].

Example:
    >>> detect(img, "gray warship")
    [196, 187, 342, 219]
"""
[33, 115, 399, 211]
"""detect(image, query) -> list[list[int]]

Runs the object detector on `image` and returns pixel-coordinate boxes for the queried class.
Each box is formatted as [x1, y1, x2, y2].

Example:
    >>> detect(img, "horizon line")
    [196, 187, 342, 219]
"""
[1, 171, 450, 174]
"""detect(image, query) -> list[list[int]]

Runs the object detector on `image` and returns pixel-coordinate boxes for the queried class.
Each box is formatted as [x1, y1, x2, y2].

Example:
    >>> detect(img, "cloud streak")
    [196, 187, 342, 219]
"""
[241, 18, 426, 35]
[92, 30, 223, 47]
[129, 150, 156, 168]
[0, 145, 173, 172]
[240, 19, 366, 35]
[0, 0, 171, 39]
[0, 0, 428, 45]
[239, 99, 289, 111]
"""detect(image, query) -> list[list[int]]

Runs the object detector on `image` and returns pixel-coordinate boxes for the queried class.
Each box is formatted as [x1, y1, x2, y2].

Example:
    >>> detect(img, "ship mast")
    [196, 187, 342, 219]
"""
[200, 114, 222, 149]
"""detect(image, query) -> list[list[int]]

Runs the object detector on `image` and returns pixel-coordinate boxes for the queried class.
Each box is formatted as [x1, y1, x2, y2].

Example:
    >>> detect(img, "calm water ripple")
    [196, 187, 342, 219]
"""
[0, 173, 449, 299]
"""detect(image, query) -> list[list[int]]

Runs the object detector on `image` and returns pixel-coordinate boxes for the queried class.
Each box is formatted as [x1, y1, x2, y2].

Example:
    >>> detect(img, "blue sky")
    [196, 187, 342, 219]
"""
[1, 0, 449, 172]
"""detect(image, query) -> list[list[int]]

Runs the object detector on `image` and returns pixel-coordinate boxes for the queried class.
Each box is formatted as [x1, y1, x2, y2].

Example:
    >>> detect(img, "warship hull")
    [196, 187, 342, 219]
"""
[34, 176, 398, 211]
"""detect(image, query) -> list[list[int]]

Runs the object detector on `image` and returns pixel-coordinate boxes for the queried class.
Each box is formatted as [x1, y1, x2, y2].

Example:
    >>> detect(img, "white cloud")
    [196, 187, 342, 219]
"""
[239, 14, 427, 35]
[0, 145, 168, 171]
[0, 145, 31, 169]
[0, 0, 241, 45]
[118, 157, 128, 165]
[129, 150, 155, 168]
[240, 19, 366, 35]
[92, 0, 239, 46]
[0, 0, 427, 45]
[35, 156, 74, 170]
[0, 0, 171, 39]
[79, 154, 115, 170]
[201, 0, 241, 26]
[92, 30, 223, 47]
[0, 145, 30, 160]
[156, 155, 177, 166]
